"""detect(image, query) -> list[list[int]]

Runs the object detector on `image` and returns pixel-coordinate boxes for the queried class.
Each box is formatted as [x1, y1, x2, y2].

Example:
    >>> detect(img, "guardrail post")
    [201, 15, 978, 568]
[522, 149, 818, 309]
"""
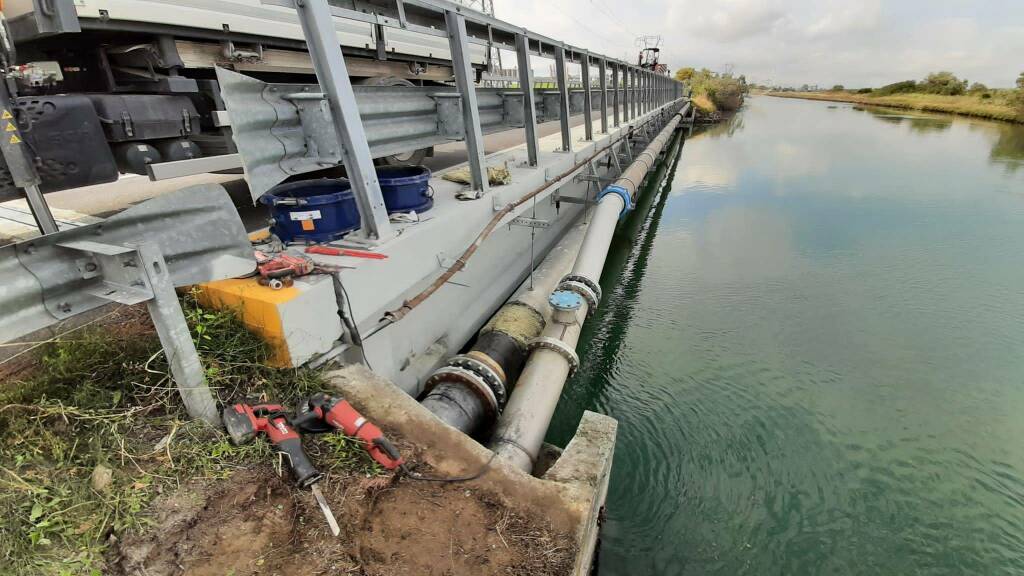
[293, 0, 393, 240]
[515, 33, 539, 166]
[554, 46, 572, 152]
[581, 52, 593, 141]
[445, 10, 489, 194]
[598, 58, 608, 133]
[611, 63, 620, 127]
[624, 66, 631, 121]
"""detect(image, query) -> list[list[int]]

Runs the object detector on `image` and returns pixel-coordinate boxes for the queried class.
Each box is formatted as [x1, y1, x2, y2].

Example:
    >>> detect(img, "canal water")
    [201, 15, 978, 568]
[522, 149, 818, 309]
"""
[549, 96, 1024, 575]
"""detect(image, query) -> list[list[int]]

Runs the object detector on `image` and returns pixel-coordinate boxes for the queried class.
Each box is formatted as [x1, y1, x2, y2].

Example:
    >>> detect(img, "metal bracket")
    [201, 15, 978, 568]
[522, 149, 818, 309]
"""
[58, 239, 221, 425]
[510, 216, 551, 229]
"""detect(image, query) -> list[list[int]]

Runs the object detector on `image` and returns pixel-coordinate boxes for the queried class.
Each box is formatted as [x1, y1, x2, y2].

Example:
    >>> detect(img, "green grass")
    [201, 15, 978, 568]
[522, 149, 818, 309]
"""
[765, 90, 1023, 124]
[0, 292, 378, 576]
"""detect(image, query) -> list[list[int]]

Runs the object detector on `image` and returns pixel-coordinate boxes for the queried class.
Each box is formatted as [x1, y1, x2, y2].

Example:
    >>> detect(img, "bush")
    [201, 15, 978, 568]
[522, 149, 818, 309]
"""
[920, 71, 968, 95]
[832, 85, 845, 91]
[874, 80, 918, 96]
[856, 88, 873, 94]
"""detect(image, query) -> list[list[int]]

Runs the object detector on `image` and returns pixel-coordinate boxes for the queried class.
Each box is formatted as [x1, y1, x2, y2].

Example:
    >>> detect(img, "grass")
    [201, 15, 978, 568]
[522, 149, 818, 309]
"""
[0, 291, 379, 576]
[764, 90, 1023, 124]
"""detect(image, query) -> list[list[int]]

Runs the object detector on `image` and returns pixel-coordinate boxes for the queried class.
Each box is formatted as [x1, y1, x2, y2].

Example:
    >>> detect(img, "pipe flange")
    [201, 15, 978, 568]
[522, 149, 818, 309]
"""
[526, 336, 580, 376]
[557, 280, 599, 314]
[448, 354, 508, 407]
[423, 365, 500, 420]
[562, 273, 602, 303]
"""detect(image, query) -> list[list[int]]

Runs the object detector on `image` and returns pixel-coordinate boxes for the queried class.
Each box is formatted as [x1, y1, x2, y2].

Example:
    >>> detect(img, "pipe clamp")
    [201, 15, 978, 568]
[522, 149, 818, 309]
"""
[526, 336, 580, 376]
[597, 184, 633, 216]
[561, 273, 602, 305]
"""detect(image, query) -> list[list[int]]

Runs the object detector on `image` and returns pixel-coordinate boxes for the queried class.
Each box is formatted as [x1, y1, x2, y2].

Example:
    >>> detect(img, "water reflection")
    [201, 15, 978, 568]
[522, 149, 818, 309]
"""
[989, 124, 1024, 173]
[561, 95, 1024, 576]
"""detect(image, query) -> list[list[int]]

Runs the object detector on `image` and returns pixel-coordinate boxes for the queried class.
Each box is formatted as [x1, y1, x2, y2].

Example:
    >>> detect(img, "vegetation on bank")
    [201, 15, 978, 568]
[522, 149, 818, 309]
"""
[674, 67, 747, 115]
[0, 294, 378, 576]
[759, 71, 1024, 124]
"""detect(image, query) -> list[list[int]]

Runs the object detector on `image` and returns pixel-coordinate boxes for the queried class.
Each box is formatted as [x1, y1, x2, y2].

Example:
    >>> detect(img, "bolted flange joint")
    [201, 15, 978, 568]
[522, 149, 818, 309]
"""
[526, 336, 580, 376]
[557, 273, 602, 314]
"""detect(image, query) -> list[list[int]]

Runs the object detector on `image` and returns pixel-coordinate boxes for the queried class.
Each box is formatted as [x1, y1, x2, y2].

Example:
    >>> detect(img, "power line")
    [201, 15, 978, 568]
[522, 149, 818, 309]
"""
[590, 0, 639, 39]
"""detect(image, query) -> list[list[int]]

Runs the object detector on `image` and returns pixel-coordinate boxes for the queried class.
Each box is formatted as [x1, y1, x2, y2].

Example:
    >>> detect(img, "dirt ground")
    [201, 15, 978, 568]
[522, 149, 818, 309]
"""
[110, 466, 574, 576]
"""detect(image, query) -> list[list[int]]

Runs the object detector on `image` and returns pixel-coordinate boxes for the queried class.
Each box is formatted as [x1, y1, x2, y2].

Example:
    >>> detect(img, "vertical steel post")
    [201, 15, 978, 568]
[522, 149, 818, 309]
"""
[136, 242, 221, 426]
[598, 58, 608, 133]
[0, 81, 58, 235]
[611, 63, 620, 127]
[630, 68, 637, 119]
[554, 46, 571, 152]
[446, 10, 489, 193]
[293, 0, 392, 240]
[515, 33, 539, 166]
[624, 66, 631, 121]
[581, 52, 593, 141]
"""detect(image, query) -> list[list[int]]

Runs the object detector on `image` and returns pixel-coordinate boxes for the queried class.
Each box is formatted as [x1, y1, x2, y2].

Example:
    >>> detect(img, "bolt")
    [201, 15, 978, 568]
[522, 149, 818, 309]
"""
[84, 262, 98, 272]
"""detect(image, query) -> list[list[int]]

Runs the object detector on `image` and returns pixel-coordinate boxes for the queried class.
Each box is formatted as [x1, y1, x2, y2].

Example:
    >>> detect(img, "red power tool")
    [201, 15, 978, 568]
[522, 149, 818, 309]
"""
[222, 402, 340, 535]
[293, 392, 405, 470]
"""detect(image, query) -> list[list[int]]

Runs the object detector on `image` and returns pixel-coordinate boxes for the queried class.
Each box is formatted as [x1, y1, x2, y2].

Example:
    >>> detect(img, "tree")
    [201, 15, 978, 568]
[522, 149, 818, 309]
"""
[920, 71, 967, 95]
[674, 67, 695, 82]
[1017, 72, 1024, 90]
[832, 85, 845, 91]
[968, 82, 989, 95]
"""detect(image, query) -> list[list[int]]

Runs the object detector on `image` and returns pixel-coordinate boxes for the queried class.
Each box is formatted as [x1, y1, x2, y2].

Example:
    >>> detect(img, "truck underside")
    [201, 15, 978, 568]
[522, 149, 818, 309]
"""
[0, 0, 483, 200]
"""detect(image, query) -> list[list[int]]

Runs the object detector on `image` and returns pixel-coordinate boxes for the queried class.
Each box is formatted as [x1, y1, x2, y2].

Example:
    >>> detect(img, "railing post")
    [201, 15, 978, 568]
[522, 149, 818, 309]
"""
[292, 0, 393, 240]
[598, 57, 608, 133]
[446, 10, 488, 194]
[515, 33, 539, 166]
[581, 52, 593, 141]
[554, 45, 572, 152]
[612, 63, 620, 127]
[624, 66, 631, 121]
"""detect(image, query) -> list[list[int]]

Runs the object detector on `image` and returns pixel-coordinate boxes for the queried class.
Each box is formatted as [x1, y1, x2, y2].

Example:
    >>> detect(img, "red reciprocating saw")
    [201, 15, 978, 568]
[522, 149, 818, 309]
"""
[222, 403, 321, 487]
[293, 392, 404, 470]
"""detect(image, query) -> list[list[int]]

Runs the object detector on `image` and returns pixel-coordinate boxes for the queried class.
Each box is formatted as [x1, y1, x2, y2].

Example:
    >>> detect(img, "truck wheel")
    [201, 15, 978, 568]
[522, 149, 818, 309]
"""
[355, 76, 430, 166]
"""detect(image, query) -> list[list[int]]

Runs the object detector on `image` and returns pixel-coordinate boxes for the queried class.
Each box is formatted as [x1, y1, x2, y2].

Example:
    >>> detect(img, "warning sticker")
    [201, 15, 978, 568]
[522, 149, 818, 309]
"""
[1, 110, 12, 120]
[9, 134, 21, 144]
[5, 122, 16, 132]
[288, 210, 322, 221]
[301, 220, 316, 231]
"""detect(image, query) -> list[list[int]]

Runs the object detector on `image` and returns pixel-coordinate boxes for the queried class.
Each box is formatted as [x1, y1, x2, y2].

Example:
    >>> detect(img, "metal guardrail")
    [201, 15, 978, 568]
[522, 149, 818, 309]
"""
[218, 68, 672, 201]
[256, 0, 686, 243]
[0, 185, 256, 423]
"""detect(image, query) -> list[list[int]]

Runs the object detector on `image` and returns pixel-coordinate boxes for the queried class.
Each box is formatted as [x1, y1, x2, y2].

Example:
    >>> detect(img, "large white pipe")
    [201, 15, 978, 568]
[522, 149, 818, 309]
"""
[491, 106, 687, 472]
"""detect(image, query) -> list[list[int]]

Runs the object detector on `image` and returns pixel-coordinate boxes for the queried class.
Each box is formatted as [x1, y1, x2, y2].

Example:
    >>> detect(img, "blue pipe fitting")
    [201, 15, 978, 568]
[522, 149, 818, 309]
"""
[597, 184, 633, 217]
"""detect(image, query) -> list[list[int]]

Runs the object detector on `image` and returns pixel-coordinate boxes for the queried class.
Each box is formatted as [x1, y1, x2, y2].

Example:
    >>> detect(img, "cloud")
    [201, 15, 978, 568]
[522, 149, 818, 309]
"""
[684, 0, 788, 42]
[494, 0, 1024, 89]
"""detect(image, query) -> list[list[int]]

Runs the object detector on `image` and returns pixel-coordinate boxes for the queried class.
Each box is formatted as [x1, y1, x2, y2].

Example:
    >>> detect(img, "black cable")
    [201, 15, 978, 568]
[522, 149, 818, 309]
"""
[398, 452, 497, 483]
[331, 271, 374, 371]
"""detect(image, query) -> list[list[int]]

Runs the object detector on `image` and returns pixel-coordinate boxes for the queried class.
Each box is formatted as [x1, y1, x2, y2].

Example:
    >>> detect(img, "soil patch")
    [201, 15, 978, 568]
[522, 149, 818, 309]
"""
[111, 468, 574, 576]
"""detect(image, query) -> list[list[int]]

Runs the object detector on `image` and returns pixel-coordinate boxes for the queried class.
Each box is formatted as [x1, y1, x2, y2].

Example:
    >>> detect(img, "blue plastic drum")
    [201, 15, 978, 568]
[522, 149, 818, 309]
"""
[260, 178, 360, 244]
[377, 165, 433, 214]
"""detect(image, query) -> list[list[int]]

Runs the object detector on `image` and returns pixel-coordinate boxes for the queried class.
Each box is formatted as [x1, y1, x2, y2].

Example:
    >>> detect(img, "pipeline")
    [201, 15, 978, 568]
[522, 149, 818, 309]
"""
[420, 102, 689, 437]
[491, 106, 688, 471]
[419, 217, 591, 433]
[381, 100, 688, 326]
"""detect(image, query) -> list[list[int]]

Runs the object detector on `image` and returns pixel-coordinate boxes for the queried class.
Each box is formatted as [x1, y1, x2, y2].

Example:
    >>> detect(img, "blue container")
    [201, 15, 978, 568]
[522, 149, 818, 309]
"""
[377, 165, 433, 214]
[260, 178, 360, 244]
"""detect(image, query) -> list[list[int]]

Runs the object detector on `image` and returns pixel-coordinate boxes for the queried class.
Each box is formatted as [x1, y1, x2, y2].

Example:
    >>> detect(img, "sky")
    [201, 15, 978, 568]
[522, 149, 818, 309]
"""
[492, 0, 1024, 88]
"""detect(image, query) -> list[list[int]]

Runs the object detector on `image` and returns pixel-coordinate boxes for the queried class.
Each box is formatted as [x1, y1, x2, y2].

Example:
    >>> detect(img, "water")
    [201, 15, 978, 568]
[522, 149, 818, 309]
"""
[548, 96, 1024, 575]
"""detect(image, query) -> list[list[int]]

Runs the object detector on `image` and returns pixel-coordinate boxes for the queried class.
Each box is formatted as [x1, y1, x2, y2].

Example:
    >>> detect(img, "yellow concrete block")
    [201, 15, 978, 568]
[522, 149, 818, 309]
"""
[194, 278, 296, 367]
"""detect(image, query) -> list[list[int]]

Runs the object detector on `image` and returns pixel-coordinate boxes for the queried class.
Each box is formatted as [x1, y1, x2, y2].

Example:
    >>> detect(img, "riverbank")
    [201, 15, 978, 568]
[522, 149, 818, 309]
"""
[763, 91, 1023, 124]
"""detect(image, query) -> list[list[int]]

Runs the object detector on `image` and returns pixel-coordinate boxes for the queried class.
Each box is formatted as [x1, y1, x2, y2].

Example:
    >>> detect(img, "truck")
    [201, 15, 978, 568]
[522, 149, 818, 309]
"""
[0, 0, 489, 200]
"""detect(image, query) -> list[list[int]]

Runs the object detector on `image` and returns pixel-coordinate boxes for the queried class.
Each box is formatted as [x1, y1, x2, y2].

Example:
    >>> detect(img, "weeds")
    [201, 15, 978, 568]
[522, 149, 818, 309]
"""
[0, 291, 377, 575]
